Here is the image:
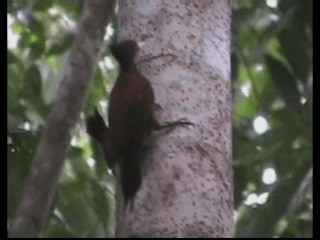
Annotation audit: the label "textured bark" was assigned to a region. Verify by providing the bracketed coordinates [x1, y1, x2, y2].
[116, 0, 233, 237]
[9, 0, 115, 237]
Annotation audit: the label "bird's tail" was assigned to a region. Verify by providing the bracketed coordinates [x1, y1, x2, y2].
[121, 145, 142, 207]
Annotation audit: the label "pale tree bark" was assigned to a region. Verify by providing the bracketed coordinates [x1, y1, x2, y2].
[115, 0, 233, 237]
[9, 0, 115, 237]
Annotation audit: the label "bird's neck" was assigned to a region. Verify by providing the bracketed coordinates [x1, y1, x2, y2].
[119, 60, 137, 73]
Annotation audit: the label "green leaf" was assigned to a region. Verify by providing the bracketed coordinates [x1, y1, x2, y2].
[33, 0, 53, 11]
[265, 55, 302, 115]
[24, 64, 42, 96]
[90, 140, 108, 178]
[88, 180, 112, 231]
[68, 147, 95, 180]
[57, 181, 94, 236]
[22, 64, 49, 119]
[16, 13, 46, 60]
[286, 167, 312, 215]
[279, 28, 310, 82]
[54, 0, 85, 21]
[47, 33, 75, 56]
[235, 97, 259, 118]
[23, 65, 43, 106]
[85, 68, 107, 113]
[8, 64, 29, 116]
[12, 22, 26, 35]
[41, 219, 75, 238]
[8, 50, 20, 65]
[8, 113, 24, 133]
[8, 133, 38, 220]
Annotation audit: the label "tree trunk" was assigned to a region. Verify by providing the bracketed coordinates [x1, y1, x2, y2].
[115, 0, 233, 237]
[9, 1, 115, 237]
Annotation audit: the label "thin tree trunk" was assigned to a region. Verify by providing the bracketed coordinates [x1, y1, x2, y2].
[9, 1, 115, 237]
[115, 0, 233, 237]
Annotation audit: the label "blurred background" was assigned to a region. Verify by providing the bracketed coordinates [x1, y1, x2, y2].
[7, 0, 312, 237]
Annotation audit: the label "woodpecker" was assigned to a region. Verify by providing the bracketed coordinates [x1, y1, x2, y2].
[87, 40, 191, 205]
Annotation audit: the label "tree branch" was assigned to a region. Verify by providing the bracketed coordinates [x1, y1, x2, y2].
[9, 0, 115, 237]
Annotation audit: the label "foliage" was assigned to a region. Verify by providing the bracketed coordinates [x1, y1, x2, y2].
[7, 0, 312, 237]
[232, 0, 312, 237]
[8, 0, 117, 237]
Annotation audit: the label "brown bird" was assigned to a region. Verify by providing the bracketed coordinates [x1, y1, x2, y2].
[108, 40, 161, 204]
[87, 40, 191, 205]
[87, 40, 161, 205]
